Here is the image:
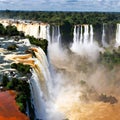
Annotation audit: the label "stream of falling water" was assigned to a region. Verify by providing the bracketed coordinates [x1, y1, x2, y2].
[70, 24, 101, 61]
[115, 24, 120, 47]
[101, 24, 108, 47]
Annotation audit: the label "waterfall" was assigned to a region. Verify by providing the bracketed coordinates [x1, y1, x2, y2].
[115, 24, 120, 47]
[83, 25, 89, 44]
[13, 23, 40, 38]
[0, 20, 62, 46]
[29, 47, 64, 120]
[29, 24, 39, 38]
[73, 25, 77, 44]
[30, 48, 49, 119]
[46, 24, 51, 43]
[70, 24, 100, 61]
[102, 24, 108, 47]
[71, 24, 94, 46]
[50, 25, 61, 45]
[80, 25, 83, 44]
[30, 69, 47, 119]
[39, 24, 48, 39]
[72, 24, 94, 45]
[48, 25, 64, 61]
[57, 26, 61, 45]
[90, 25, 94, 44]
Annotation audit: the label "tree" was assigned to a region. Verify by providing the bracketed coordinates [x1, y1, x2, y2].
[1, 75, 9, 86]
[5, 25, 19, 36]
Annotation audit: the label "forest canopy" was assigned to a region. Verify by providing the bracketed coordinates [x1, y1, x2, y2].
[0, 10, 120, 25]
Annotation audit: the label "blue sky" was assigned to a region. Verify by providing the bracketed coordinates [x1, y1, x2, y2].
[0, 0, 120, 12]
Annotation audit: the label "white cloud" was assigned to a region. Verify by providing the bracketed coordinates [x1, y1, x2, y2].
[0, 0, 120, 12]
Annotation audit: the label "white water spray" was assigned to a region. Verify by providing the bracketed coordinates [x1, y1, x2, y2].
[102, 24, 108, 47]
[71, 24, 100, 61]
[115, 24, 120, 47]
[29, 47, 65, 120]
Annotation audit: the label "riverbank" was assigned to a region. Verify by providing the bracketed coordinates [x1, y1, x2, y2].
[0, 90, 29, 120]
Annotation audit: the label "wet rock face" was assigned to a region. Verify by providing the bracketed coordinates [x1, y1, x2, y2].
[98, 94, 118, 104]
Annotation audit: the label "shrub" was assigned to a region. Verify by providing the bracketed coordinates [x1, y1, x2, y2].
[5, 77, 30, 113]
[6, 78, 19, 90]
[11, 63, 31, 74]
[1, 75, 9, 86]
[99, 49, 120, 69]
[26, 35, 48, 54]
[0, 23, 5, 35]
[5, 25, 19, 36]
[17, 102, 25, 113]
[7, 44, 17, 51]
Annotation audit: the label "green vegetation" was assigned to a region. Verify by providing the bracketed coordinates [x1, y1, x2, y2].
[80, 80, 86, 85]
[60, 20, 73, 42]
[1, 75, 30, 113]
[0, 23, 6, 35]
[25, 49, 36, 57]
[0, 11, 120, 25]
[7, 44, 17, 51]
[0, 23, 24, 36]
[1, 63, 31, 113]
[98, 93, 118, 104]
[9, 63, 31, 112]
[1, 75, 9, 86]
[26, 35, 48, 54]
[100, 48, 120, 69]
[5, 25, 19, 36]
[11, 63, 31, 74]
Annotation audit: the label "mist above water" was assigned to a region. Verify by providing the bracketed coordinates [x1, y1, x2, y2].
[70, 25, 103, 62]
[47, 24, 120, 120]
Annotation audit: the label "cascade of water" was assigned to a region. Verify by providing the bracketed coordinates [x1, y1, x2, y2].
[76, 26, 80, 43]
[73, 25, 77, 44]
[24, 24, 30, 36]
[115, 24, 120, 47]
[51, 26, 55, 43]
[80, 25, 83, 44]
[102, 24, 108, 47]
[46, 24, 51, 43]
[50, 25, 62, 47]
[29, 47, 64, 120]
[51, 26, 61, 44]
[70, 24, 100, 61]
[83, 25, 89, 44]
[30, 69, 47, 120]
[90, 25, 94, 44]
[29, 24, 39, 38]
[57, 26, 61, 45]
[29, 47, 59, 119]
[72, 24, 94, 45]
[39, 24, 48, 39]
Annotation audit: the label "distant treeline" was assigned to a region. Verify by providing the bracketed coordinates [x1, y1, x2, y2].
[0, 10, 120, 25]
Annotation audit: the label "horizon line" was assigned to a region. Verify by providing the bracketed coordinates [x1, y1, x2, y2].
[0, 10, 120, 13]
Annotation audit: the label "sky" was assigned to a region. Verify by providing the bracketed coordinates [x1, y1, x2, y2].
[0, 0, 120, 12]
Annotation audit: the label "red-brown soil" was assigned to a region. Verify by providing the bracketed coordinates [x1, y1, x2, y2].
[0, 90, 29, 120]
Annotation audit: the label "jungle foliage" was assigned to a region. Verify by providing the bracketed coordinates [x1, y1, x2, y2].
[0, 10, 120, 25]
[100, 48, 120, 69]
[0, 23, 22, 36]
[11, 63, 31, 74]
[26, 35, 48, 54]
[1, 75, 30, 113]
